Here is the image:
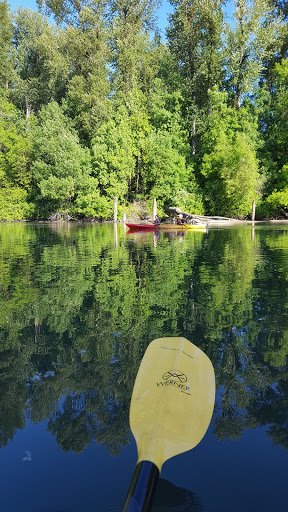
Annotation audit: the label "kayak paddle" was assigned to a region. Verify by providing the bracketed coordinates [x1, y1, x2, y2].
[122, 336, 215, 512]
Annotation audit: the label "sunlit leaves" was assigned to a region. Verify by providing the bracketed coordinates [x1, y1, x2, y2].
[31, 101, 96, 215]
[201, 89, 260, 217]
[0, 0, 13, 91]
[225, 0, 284, 108]
[11, 8, 68, 115]
[0, 97, 33, 219]
[146, 130, 204, 213]
[92, 105, 136, 202]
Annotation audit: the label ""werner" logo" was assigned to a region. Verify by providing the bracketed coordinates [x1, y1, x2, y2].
[157, 369, 191, 394]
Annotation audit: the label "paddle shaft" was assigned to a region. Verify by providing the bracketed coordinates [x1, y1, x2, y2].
[122, 461, 159, 512]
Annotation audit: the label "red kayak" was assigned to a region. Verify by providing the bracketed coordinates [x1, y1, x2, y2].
[125, 223, 159, 232]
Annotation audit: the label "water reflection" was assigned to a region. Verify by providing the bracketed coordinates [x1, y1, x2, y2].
[0, 222, 288, 459]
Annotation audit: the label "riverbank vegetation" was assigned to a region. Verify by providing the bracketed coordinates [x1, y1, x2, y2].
[1, 0, 288, 220]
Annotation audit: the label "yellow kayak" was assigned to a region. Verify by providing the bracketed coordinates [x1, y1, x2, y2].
[160, 223, 207, 230]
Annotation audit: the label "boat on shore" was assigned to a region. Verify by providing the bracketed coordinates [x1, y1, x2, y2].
[125, 222, 207, 232]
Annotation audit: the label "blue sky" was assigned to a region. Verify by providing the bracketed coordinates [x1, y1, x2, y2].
[8, 0, 174, 36]
[7, 0, 235, 37]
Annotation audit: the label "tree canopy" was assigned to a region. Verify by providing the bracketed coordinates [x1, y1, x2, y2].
[0, 0, 288, 219]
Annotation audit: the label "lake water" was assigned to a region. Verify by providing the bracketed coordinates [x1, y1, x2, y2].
[0, 221, 288, 512]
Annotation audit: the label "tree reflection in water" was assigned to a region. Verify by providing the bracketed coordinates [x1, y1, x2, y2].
[0, 222, 288, 459]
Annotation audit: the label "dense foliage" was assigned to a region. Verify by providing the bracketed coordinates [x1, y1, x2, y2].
[1, 0, 288, 219]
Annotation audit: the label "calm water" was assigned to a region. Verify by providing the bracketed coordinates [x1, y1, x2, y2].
[0, 221, 288, 512]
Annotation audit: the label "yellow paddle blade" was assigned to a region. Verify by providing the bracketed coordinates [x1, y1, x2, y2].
[130, 337, 215, 471]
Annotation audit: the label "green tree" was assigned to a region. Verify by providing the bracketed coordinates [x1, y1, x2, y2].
[11, 8, 68, 117]
[145, 69, 204, 212]
[200, 89, 260, 217]
[167, 0, 224, 153]
[38, 0, 112, 143]
[65, 22, 110, 143]
[108, 0, 162, 199]
[31, 101, 103, 217]
[0, 1, 13, 92]
[257, 58, 288, 216]
[91, 105, 136, 205]
[146, 130, 203, 213]
[0, 97, 33, 219]
[224, 0, 283, 109]
[110, 0, 160, 96]
[0, 97, 31, 188]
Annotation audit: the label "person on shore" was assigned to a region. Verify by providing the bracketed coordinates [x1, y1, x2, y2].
[154, 215, 161, 225]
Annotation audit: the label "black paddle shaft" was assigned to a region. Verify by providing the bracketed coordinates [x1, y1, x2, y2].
[122, 461, 160, 512]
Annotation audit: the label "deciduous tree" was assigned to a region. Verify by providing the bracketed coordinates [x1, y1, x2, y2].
[0, 0, 13, 92]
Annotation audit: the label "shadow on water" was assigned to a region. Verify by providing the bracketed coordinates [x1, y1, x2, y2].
[152, 478, 203, 511]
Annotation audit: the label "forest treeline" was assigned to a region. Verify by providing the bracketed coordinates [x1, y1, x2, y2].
[1, 0, 288, 220]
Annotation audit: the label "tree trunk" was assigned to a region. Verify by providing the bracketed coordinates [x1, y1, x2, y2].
[25, 94, 31, 119]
